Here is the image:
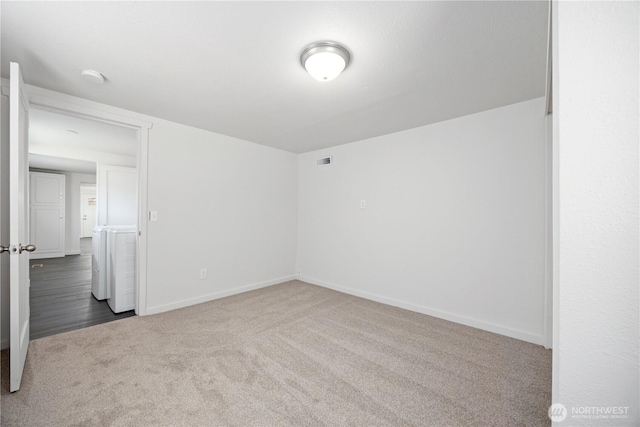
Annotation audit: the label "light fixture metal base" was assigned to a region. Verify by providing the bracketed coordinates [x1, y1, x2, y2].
[300, 41, 351, 81]
[300, 41, 351, 72]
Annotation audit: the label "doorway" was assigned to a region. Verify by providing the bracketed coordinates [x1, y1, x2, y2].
[27, 107, 142, 339]
[80, 185, 96, 238]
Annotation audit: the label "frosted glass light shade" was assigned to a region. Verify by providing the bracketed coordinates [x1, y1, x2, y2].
[300, 42, 351, 82]
[304, 52, 346, 81]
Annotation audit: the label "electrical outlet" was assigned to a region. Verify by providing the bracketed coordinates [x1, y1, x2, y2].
[200, 268, 208, 280]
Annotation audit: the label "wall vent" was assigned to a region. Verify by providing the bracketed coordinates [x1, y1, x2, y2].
[316, 156, 332, 166]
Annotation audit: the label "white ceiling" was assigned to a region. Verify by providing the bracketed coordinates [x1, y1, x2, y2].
[28, 108, 138, 174]
[29, 153, 98, 175]
[2, 1, 549, 154]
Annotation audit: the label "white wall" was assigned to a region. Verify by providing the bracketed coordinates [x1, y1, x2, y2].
[552, 1, 639, 425]
[0, 84, 299, 346]
[297, 97, 547, 345]
[143, 118, 298, 314]
[96, 164, 136, 226]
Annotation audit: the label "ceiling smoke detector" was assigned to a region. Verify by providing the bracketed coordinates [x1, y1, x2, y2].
[81, 69, 105, 84]
[300, 41, 351, 82]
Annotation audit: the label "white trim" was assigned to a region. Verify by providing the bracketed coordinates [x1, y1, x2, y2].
[29, 97, 151, 131]
[544, 0, 553, 115]
[145, 276, 296, 315]
[16, 82, 153, 317]
[136, 127, 150, 316]
[1, 78, 152, 130]
[301, 276, 545, 346]
[551, 0, 560, 411]
[543, 114, 553, 349]
[65, 250, 81, 256]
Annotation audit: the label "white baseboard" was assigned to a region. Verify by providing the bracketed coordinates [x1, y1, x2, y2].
[145, 275, 297, 316]
[300, 276, 544, 346]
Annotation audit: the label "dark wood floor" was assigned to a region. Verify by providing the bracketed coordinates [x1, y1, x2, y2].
[29, 238, 135, 340]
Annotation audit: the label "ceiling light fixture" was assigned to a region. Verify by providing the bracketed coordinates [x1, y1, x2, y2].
[81, 69, 105, 84]
[300, 41, 351, 82]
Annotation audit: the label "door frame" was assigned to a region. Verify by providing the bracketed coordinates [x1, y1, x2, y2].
[80, 185, 96, 238]
[16, 86, 153, 316]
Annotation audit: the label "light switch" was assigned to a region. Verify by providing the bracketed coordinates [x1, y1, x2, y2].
[150, 211, 158, 222]
[360, 200, 366, 209]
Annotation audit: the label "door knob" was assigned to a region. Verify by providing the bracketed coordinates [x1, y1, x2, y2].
[19, 244, 36, 253]
[0, 245, 8, 254]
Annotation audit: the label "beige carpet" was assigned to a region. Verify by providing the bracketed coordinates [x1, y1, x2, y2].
[1, 280, 551, 426]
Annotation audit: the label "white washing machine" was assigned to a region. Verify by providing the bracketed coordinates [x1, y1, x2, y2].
[106, 228, 137, 313]
[91, 225, 135, 300]
[91, 226, 110, 300]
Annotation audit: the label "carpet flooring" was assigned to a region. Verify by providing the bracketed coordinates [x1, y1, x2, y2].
[1, 280, 551, 426]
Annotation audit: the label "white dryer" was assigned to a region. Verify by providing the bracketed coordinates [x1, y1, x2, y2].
[91, 225, 135, 300]
[91, 226, 110, 300]
[106, 228, 137, 313]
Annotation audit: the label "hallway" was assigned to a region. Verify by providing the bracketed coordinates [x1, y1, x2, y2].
[29, 238, 135, 340]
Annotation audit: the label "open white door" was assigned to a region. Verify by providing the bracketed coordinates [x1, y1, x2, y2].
[9, 62, 34, 392]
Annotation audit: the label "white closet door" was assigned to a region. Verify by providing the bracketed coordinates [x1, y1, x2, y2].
[29, 172, 65, 259]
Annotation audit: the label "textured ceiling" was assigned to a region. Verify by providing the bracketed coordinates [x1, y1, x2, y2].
[2, 1, 549, 154]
